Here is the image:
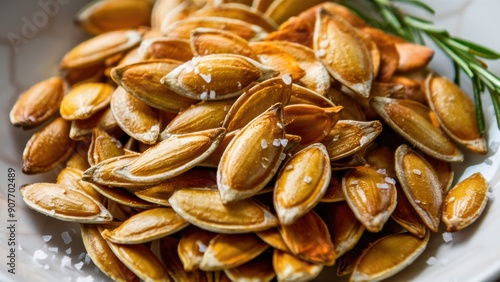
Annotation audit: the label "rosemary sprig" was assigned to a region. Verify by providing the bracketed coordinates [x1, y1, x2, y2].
[343, 0, 500, 132]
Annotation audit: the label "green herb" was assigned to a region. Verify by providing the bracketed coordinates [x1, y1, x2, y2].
[342, 0, 500, 132]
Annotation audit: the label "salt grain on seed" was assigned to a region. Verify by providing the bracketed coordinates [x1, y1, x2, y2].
[280, 138, 288, 147]
[42, 235, 52, 242]
[426, 256, 439, 266]
[48, 209, 56, 216]
[273, 139, 281, 147]
[200, 91, 208, 100]
[286, 164, 293, 170]
[281, 74, 292, 85]
[412, 169, 422, 176]
[61, 231, 72, 244]
[316, 49, 326, 58]
[376, 183, 390, 189]
[200, 73, 211, 83]
[261, 139, 268, 149]
[74, 261, 84, 271]
[319, 39, 329, 49]
[304, 176, 312, 184]
[385, 177, 396, 184]
[277, 122, 283, 129]
[351, 180, 359, 185]
[209, 90, 216, 99]
[377, 168, 386, 175]
[332, 135, 340, 142]
[33, 250, 48, 260]
[196, 240, 207, 253]
[442, 232, 453, 243]
[415, 199, 421, 204]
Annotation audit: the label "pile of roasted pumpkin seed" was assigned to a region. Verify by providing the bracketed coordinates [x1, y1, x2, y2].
[10, 0, 492, 281]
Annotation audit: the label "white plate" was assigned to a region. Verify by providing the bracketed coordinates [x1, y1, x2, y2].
[0, 1, 499, 281]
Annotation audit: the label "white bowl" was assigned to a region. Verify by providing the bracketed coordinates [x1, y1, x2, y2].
[1, 1, 499, 281]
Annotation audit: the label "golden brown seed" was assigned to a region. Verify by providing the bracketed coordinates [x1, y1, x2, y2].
[425, 74, 487, 154]
[20, 183, 113, 223]
[60, 82, 114, 121]
[272, 249, 323, 282]
[320, 172, 345, 202]
[284, 104, 344, 145]
[327, 87, 365, 121]
[325, 201, 365, 257]
[161, 99, 235, 138]
[321, 120, 383, 161]
[75, 0, 153, 35]
[168, 189, 279, 233]
[110, 86, 161, 145]
[178, 227, 217, 271]
[199, 233, 269, 271]
[395, 41, 434, 72]
[106, 241, 171, 282]
[392, 186, 428, 238]
[223, 77, 292, 132]
[9, 76, 65, 129]
[442, 172, 489, 232]
[84, 128, 226, 186]
[280, 210, 336, 265]
[81, 224, 139, 282]
[217, 104, 285, 202]
[161, 16, 268, 41]
[161, 54, 279, 100]
[111, 59, 196, 112]
[22, 117, 75, 174]
[56, 167, 104, 203]
[288, 84, 335, 108]
[139, 37, 194, 61]
[395, 144, 443, 232]
[190, 27, 259, 60]
[223, 252, 275, 282]
[256, 228, 291, 252]
[351, 232, 429, 282]
[159, 237, 211, 282]
[250, 41, 307, 81]
[192, 3, 278, 32]
[265, 0, 326, 24]
[88, 127, 124, 166]
[90, 182, 158, 209]
[342, 166, 397, 232]
[371, 96, 464, 162]
[360, 27, 399, 82]
[60, 29, 143, 69]
[101, 208, 189, 244]
[69, 107, 119, 141]
[313, 8, 373, 98]
[274, 143, 331, 225]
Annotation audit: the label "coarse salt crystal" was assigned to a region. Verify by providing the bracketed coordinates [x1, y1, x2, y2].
[42, 235, 52, 242]
[377, 168, 386, 175]
[61, 231, 72, 244]
[412, 169, 421, 175]
[484, 158, 493, 165]
[316, 49, 326, 58]
[48, 209, 56, 216]
[332, 135, 340, 142]
[385, 177, 396, 184]
[200, 91, 208, 100]
[448, 196, 456, 203]
[196, 240, 207, 253]
[76, 275, 94, 282]
[376, 183, 390, 189]
[48, 247, 58, 253]
[84, 254, 91, 265]
[200, 73, 212, 83]
[43, 264, 50, 270]
[277, 122, 283, 129]
[280, 153, 287, 160]
[442, 232, 453, 243]
[281, 74, 292, 85]
[273, 139, 281, 147]
[74, 261, 84, 270]
[487, 191, 494, 200]
[65, 247, 72, 255]
[304, 176, 312, 183]
[209, 90, 216, 99]
[280, 139, 288, 147]
[261, 139, 268, 149]
[319, 39, 329, 49]
[351, 180, 359, 185]
[33, 250, 48, 260]
[490, 141, 500, 153]
[77, 252, 86, 261]
[61, 256, 72, 269]
[426, 256, 439, 266]
[415, 199, 421, 204]
[286, 164, 294, 170]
